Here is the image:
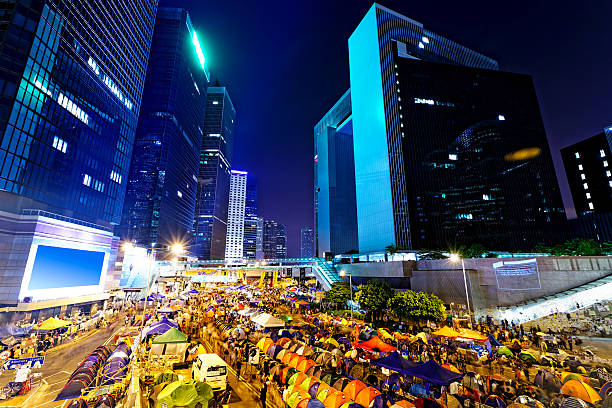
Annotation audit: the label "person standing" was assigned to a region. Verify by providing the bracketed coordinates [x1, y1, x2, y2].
[236, 358, 242, 380]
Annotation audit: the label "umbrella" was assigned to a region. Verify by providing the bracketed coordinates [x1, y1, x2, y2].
[560, 397, 589, 408]
[485, 395, 507, 408]
[343, 380, 367, 400]
[560, 380, 601, 404]
[534, 369, 562, 392]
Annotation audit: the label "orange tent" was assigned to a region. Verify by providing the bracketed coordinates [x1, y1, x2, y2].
[283, 352, 297, 365]
[356, 386, 382, 407]
[344, 379, 368, 400]
[442, 363, 461, 373]
[278, 337, 292, 347]
[432, 326, 460, 338]
[297, 358, 316, 373]
[323, 392, 350, 408]
[289, 355, 306, 369]
[560, 380, 601, 404]
[457, 329, 488, 342]
[316, 384, 334, 401]
[263, 341, 275, 353]
[352, 336, 397, 353]
[297, 398, 312, 408]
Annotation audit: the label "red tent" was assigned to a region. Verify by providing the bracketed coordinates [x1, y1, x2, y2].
[352, 335, 397, 353]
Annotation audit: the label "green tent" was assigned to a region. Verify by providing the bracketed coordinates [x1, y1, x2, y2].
[156, 379, 213, 408]
[497, 346, 513, 357]
[152, 327, 188, 344]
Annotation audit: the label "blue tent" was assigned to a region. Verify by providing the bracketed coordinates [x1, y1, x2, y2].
[402, 359, 464, 386]
[371, 351, 418, 375]
[146, 317, 178, 336]
[488, 335, 503, 347]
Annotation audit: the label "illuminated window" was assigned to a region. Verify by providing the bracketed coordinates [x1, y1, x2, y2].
[213, 101, 219, 105]
[422, 36, 429, 44]
[589, 202, 594, 210]
[449, 154, 457, 161]
[586, 193, 591, 199]
[418, 42, 424, 49]
[607, 171, 611, 177]
[580, 174, 586, 180]
[583, 183, 588, 189]
[177, 191, 182, 198]
[578, 164, 583, 170]
[83, 174, 91, 186]
[52, 136, 67, 153]
[605, 161, 609, 167]
[498, 115, 505, 121]
[609, 181, 612, 187]
[601, 149, 606, 157]
[575, 152, 580, 158]
[483, 194, 490, 200]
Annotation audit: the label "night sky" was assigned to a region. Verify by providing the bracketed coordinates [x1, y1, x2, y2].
[163, 0, 611, 256]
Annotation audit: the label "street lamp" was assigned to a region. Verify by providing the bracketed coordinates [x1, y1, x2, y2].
[171, 243, 184, 255]
[450, 253, 472, 328]
[340, 270, 353, 320]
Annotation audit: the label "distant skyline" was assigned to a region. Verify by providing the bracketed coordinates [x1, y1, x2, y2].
[163, 0, 611, 256]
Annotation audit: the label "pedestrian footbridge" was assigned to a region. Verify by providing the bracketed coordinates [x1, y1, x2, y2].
[178, 257, 342, 291]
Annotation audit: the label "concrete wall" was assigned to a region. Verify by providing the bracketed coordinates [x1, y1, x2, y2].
[341, 257, 612, 311]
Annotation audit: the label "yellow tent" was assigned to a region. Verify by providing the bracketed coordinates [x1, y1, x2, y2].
[432, 326, 460, 338]
[560, 379, 601, 404]
[378, 329, 394, 340]
[37, 317, 70, 330]
[410, 332, 428, 344]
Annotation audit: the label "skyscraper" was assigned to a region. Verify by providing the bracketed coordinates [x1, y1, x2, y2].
[346, 4, 566, 252]
[256, 216, 264, 259]
[225, 170, 247, 261]
[314, 90, 358, 257]
[193, 87, 235, 259]
[120, 7, 209, 252]
[243, 175, 258, 260]
[263, 220, 286, 259]
[300, 227, 314, 258]
[0, 0, 157, 305]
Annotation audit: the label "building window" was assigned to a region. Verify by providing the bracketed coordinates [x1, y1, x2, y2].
[607, 171, 611, 177]
[586, 193, 591, 199]
[578, 164, 583, 170]
[498, 115, 505, 121]
[580, 174, 586, 180]
[588, 202, 594, 210]
[575, 152, 580, 159]
[605, 161, 609, 168]
[177, 191, 182, 198]
[601, 149, 606, 157]
[449, 154, 458, 161]
[83, 174, 91, 186]
[583, 183, 588, 190]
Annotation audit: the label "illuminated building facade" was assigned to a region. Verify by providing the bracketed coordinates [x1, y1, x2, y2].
[314, 89, 358, 257]
[120, 7, 209, 251]
[243, 175, 258, 260]
[193, 87, 235, 259]
[0, 0, 157, 305]
[300, 227, 314, 258]
[347, 4, 565, 251]
[225, 170, 247, 261]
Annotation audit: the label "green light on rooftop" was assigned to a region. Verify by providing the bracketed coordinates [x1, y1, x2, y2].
[192, 32, 206, 70]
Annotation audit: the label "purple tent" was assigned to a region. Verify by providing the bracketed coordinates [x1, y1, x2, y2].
[371, 351, 418, 376]
[145, 318, 178, 336]
[402, 359, 464, 386]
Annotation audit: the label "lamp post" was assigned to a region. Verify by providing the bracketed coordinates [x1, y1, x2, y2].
[450, 253, 472, 328]
[171, 244, 184, 291]
[340, 270, 353, 320]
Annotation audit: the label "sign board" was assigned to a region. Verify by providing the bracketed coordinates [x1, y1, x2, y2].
[493, 258, 541, 290]
[3, 356, 45, 370]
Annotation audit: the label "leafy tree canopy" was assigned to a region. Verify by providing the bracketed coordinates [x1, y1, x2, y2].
[387, 290, 445, 322]
[323, 282, 351, 309]
[535, 238, 603, 256]
[354, 280, 393, 316]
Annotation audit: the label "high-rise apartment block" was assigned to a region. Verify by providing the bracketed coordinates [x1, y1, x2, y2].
[225, 170, 247, 261]
[300, 227, 314, 258]
[263, 220, 286, 259]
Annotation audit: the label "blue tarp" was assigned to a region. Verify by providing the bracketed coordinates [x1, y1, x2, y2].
[402, 359, 464, 386]
[146, 317, 178, 336]
[371, 351, 418, 375]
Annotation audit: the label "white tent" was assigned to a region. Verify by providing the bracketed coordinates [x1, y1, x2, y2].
[251, 313, 285, 328]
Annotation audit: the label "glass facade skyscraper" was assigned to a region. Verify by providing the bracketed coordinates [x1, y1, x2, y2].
[346, 4, 565, 252]
[243, 175, 258, 260]
[225, 170, 247, 261]
[263, 220, 286, 259]
[0, 0, 157, 305]
[300, 227, 314, 258]
[314, 89, 358, 256]
[193, 87, 235, 259]
[0, 0, 157, 225]
[120, 7, 209, 251]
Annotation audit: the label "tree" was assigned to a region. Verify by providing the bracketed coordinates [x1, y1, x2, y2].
[458, 243, 487, 258]
[354, 280, 393, 322]
[535, 239, 602, 256]
[388, 291, 445, 322]
[323, 282, 351, 309]
[418, 250, 448, 260]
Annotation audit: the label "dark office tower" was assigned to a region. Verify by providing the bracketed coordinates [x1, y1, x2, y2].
[120, 8, 209, 252]
[561, 129, 612, 216]
[300, 228, 314, 258]
[562, 127, 612, 242]
[243, 176, 258, 260]
[193, 87, 235, 259]
[348, 4, 566, 251]
[314, 90, 358, 257]
[0, 1, 157, 306]
[263, 220, 286, 259]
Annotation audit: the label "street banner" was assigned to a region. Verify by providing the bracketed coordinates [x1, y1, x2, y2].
[3, 356, 44, 370]
[493, 258, 541, 290]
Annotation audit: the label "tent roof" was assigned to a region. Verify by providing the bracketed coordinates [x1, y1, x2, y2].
[371, 351, 418, 374]
[432, 327, 460, 338]
[401, 359, 464, 386]
[252, 313, 286, 328]
[152, 327, 188, 344]
[37, 317, 71, 330]
[353, 336, 397, 353]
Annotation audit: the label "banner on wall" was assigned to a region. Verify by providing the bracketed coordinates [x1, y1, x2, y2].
[493, 258, 541, 290]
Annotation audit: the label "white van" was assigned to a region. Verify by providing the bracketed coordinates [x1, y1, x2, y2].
[192, 353, 228, 391]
